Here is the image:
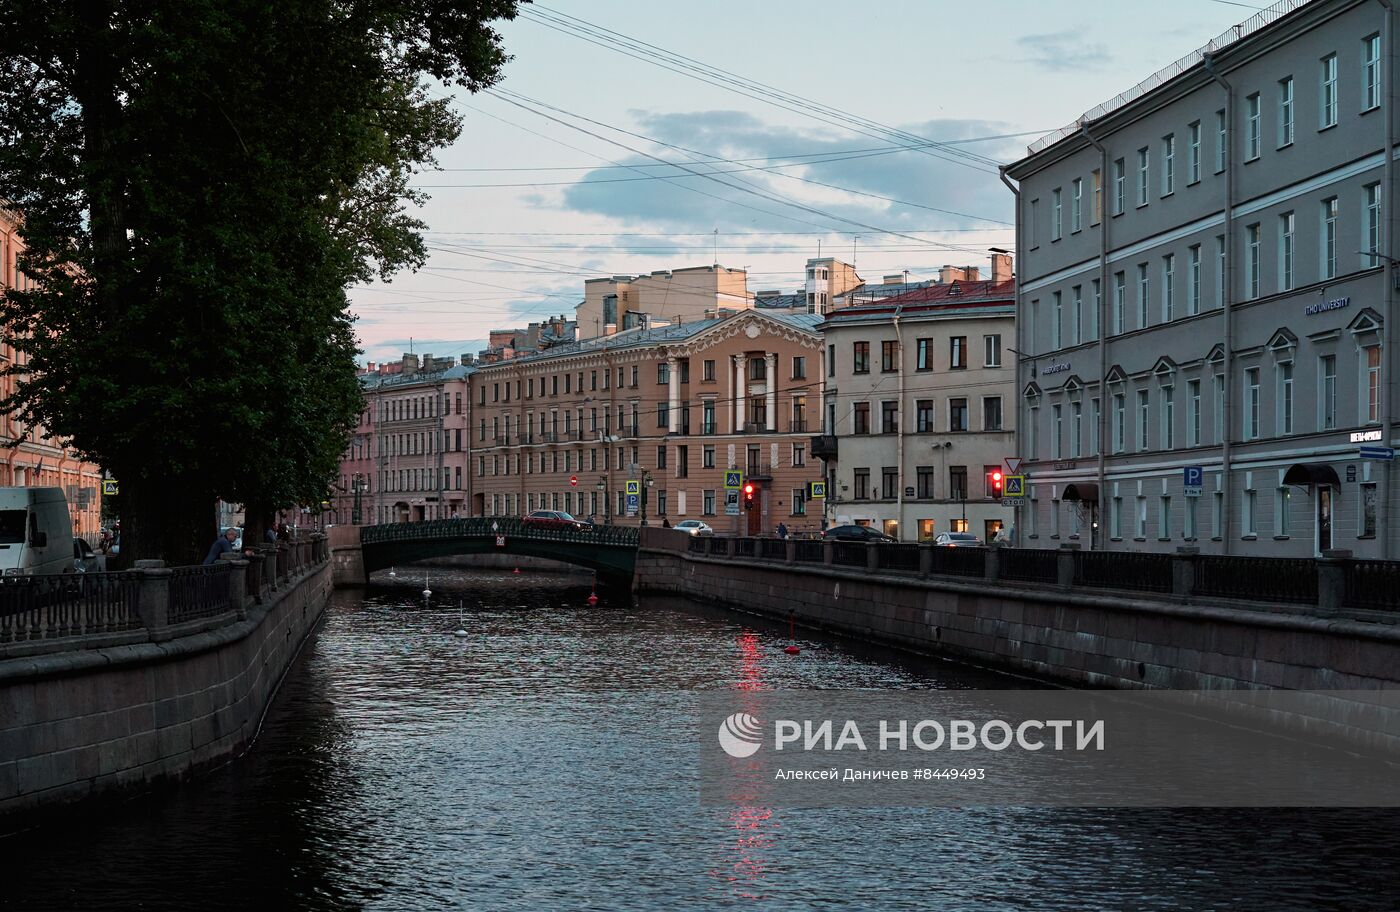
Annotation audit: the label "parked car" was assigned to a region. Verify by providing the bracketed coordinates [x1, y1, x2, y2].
[73, 537, 104, 573]
[0, 487, 75, 575]
[673, 520, 713, 536]
[934, 532, 984, 548]
[822, 524, 898, 544]
[522, 510, 588, 531]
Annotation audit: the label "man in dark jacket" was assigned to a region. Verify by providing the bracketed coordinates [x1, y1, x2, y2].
[203, 528, 238, 565]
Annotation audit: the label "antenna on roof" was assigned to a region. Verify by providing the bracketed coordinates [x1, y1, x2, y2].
[713, 228, 718, 267]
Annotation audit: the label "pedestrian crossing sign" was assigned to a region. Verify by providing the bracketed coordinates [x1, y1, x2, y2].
[724, 470, 743, 490]
[1003, 475, 1025, 497]
[102, 479, 119, 496]
[625, 479, 641, 495]
[807, 481, 827, 499]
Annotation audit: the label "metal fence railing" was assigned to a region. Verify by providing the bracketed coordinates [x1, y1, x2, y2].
[928, 546, 986, 578]
[1343, 560, 1400, 612]
[998, 548, 1060, 585]
[1195, 555, 1318, 605]
[0, 572, 144, 644]
[168, 564, 236, 624]
[1074, 550, 1174, 594]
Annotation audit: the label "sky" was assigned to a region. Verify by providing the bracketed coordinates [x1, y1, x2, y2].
[349, 0, 1270, 365]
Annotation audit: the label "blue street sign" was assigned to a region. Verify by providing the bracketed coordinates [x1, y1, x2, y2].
[625, 493, 640, 515]
[1360, 446, 1395, 461]
[1183, 466, 1204, 487]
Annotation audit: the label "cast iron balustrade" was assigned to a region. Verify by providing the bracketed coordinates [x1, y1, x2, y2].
[878, 543, 921, 573]
[360, 516, 640, 549]
[793, 540, 824, 562]
[733, 538, 757, 558]
[0, 572, 143, 644]
[1343, 560, 1400, 611]
[929, 546, 986, 578]
[759, 539, 788, 561]
[687, 536, 706, 554]
[1194, 555, 1318, 605]
[998, 548, 1060, 584]
[832, 542, 867, 567]
[1074, 550, 1173, 593]
[168, 564, 236, 624]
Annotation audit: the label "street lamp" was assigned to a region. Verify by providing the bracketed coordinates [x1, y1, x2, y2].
[640, 469, 654, 526]
[597, 478, 610, 525]
[351, 473, 366, 525]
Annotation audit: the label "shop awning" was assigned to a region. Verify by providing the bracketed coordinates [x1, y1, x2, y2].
[1282, 463, 1342, 488]
[1062, 483, 1100, 503]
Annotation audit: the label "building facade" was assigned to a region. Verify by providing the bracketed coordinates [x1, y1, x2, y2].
[470, 310, 826, 534]
[0, 211, 103, 538]
[576, 265, 752, 340]
[1007, 0, 1400, 558]
[818, 279, 1017, 541]
[335, 353, 475, 526]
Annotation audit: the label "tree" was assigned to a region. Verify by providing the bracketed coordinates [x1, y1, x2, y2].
[0, 0, 523, 563]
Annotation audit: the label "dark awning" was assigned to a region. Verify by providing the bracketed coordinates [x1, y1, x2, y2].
[1062, 483, 1099, 503]
[1282, 463, 1342, 487]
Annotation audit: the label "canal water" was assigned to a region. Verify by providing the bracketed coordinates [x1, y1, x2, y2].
[6, 568, 1400, 911]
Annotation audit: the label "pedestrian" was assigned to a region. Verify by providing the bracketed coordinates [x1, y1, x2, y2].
[776, 521, 789, 539]
[264, 524, 278, 544]
[203, 527, 238, 565]
[662, 516, 671, 529]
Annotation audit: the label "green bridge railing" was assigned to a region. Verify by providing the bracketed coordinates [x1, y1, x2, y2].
[360, 517, 641, 549]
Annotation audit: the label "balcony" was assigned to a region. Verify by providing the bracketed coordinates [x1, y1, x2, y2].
[789, 419, 809, 433]
[810, 435, 837, 460]
[745, 461, 774, 480]
[742, 422, 774, 434]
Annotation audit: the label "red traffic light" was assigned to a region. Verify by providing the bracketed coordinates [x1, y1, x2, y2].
[992, 471, 1003, 483]
[743, 483, 755, 496]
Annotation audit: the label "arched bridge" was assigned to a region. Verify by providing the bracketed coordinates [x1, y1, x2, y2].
[359, 518, 641, 580]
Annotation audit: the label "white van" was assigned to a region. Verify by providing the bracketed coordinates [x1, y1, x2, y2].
[0, 487, 76, 575]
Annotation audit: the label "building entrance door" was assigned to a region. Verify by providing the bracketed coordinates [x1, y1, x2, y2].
[1316, 485, 1333, 554]
[747, 488, 763, 536]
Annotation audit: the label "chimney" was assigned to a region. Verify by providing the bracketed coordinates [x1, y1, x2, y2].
[401, 353, 419, 376]
[883, 274, 906, 285]
[422, 352, 435, 371]
[991, 252, 1013, 283]
[367, 360, 376, 372]
[461, 354, 474, 366]
[939, 265, 980, 284]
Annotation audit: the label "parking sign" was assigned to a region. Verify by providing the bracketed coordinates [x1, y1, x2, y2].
[1183, 465, 1204, 497]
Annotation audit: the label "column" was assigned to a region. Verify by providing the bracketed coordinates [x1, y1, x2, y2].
[733, 354, 747, 432]
[764, 352, 777, 432]
[667, 356, 680, 433]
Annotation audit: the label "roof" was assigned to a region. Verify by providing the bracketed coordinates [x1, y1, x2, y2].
[361, 363, 474, 391]
[754, 292, 806, 309]
[822, 280, 1015, 327]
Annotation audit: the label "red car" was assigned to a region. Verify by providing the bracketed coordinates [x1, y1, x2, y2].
[522, 510, 588, 531]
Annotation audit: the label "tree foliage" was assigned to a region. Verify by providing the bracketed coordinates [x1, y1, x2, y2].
[0, 0, 522, 562]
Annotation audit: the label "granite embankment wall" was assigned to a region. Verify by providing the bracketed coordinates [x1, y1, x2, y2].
[0, 549, 331, 821]
[634, 533, 1400, 694]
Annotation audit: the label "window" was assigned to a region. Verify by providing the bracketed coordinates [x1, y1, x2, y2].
[1136, 495, 1148, 539]
[1071, 178, 1083, 232]
[1215, 109, 1227, 173]
[1071, 286, 1083, 345]
[917, 466, 935, 499]
[983, 396, 1002, 431]
[1213, 373, 1225, 443]
[1279, 211, 1295, 291]
[916, 338, 932, 371]
[1245, 223, 1260, 299]
[1161, 386, 1175, 449]
[1091, 168, 1102, 224]
[1159, 496, 1171, 540]
[792, 444, 805, 467]
[949, 466, 968, 501]
[748, 356, 766, 382]
[1112, 393, 1125, 453]
[1245, 92, 1261, 160]
[1161, 134, 1175, 194]
[1136, 147, 1149, 206]
[656, 402, 668, 428]
[1321, 53, 1338, 128]
[881, 400, 898, 434]
[1188, 379, 1202, 446]
[950, 336, 967, 369]
[792, 356, 806, 379]
[1244, 489, 1258, 538]
[1244, 367, 1261, 440]
[852, 341, 870, 374]
[703, 490, 716, 516]
[881, 467, 898, 500]
[1029, 198, 1039, 247]
[1052, 187, 1062, 240]
[1364, 34, 1381, 111]
[1136, 264, 1149, 329]
[1278, 361, 1294, 434]
[853, 469, 870, 500]
[1070, 402, 1082, 458]
[703, 359, 716, 381]
[1161, 255, 1174, 322]
[1137, 389, 1150, 451]
[1091, 279, 1101, 341]
[791, 488, 806, 516]
[1188, 121, 1201, 183]
[1052, 291, 1063, 349]
[1361, 482, 1379, 537]
[853, 402, 870, 434]
[949, 398, 968, 432]
[1111, 495, 1123, 539]
[917, 400, 934, 433]
[1365, 182, 1382, 265]
[1279, 76, 1294, 146]
[1052, 404, 1063, 459]
[984, 334, 1001, 367]
[1321, 197, 1338, 279]
[701, 401, 716, 434]
[1112, 158, 1125, 215]
[1089, 397, 1101, 455]
[657, 445, 668, 469]
[1111, 271, 1127, 335]
[703, 445, 715, 468]
[881, 340, 898, 372]
[1188, 245, 1201, 315]
[1366, 344, 1382, 423]
[1320, 354, 1337, 430]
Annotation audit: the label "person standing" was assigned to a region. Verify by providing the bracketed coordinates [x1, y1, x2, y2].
[776, 521, 789, 539]
[203, 528, 238, 565]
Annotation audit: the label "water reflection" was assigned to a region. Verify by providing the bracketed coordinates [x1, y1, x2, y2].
[3, 567, 1400, 911]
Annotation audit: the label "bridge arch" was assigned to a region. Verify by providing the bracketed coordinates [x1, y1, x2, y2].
[359, 518, 639, 581]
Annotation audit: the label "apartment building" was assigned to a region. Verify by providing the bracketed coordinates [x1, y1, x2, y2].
[337, 353, 475, 525]
[1005, 0, 1396, 557]
[817, 277, 1017, 541]
[471, 309, 825, 534]
[576, 265, 752, 340]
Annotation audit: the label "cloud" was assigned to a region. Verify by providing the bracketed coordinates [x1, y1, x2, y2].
[1016, 31, 1112, 72]
[553, 109, 1018, 239]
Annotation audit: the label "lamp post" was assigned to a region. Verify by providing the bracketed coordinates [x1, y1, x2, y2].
[351, 473, 365, 525]
[640, 469, 654, 526]
[597, 478, 610, 525]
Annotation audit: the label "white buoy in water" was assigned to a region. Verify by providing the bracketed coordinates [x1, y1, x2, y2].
[454, 599, 468, 637]
[422, 572, 432, 600]
[388, 566, 397, 578]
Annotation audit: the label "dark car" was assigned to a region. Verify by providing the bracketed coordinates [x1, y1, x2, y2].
[73, 537, 104, 572]
[522, 510, 588, 531]
[821, 524, 898, 544]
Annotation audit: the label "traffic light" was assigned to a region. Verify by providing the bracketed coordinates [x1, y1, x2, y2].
[989, 470, 1003, 498]
[743, 483, 755, 510]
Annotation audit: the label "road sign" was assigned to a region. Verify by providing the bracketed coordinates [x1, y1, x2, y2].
[808, 481, 827, 499]
[625, 479, 641, 495]
[102, 479, 119, 496]
[1003, 474, 1025, 497]
[1001, 497, 1026, 507]
[1183, 465, 1204, 497]
[626, 493, 640, 516]
[1005, 457, 1023, 474]
[569, 475, 578, 487]
[725, 490, 740, 515]
[1360, 446, 1395, 461]
[495, 535, 506, 548]
[724, 470, 743, 490]
[1347, 465, 1358, 483]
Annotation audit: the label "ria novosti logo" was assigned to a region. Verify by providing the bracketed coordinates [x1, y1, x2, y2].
[717, 712, 763, 758]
